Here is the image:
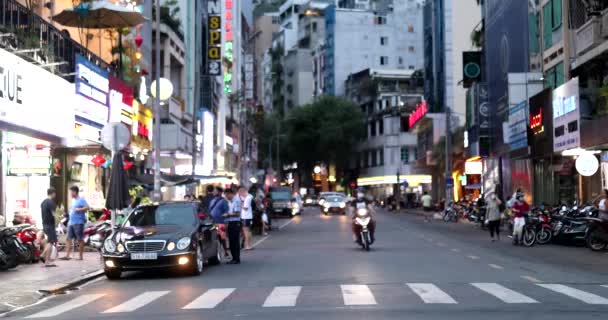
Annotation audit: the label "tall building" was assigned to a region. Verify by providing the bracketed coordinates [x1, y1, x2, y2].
[324, 0, 424, 96]
[253, 12, 280, 106]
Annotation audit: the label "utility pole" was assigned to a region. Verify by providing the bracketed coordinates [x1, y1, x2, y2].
[153, 0, 162, 202]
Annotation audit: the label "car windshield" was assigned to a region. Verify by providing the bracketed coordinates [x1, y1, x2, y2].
[327, 196, 344, 203]
[271, 192, 291, 200]
[124, 204, 196, 227]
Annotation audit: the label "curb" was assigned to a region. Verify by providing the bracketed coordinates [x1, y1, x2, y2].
[38, 269, 105, 295]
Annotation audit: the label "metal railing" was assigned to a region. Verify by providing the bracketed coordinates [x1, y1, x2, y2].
[0, 0, 111, 81]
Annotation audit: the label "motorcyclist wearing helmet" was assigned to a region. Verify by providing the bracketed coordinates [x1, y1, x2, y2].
[350, 189, 376, 245]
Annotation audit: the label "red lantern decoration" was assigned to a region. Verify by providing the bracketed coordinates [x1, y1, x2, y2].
[134, 34, 143, 48]
[91, 154, 106, 167]
[123, 161, 133, 171]
[140, 68, 149, 76]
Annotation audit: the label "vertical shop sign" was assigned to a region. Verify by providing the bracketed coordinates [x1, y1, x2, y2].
[223, 0, 233, 94]
[508, 101, 528, 151]
[208, 0, 222, 75]
[245, 54, 254, 100]
[75, 54, 109, 143]
[108, 76, 134, 127]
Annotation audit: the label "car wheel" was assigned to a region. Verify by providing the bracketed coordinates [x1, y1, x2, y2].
[105, 269, 121, 280]
[208, 240, 222, 265]
[191, 244, 204, 276]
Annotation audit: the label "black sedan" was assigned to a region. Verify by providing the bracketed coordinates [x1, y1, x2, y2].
[101, 202, 221, 279]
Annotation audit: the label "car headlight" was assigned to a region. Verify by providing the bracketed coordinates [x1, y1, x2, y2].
[319, 199, 325, 205]
[167, 241, 175, 251]
[177, 237, 191, 250]
[117, 243, 125, 253]
[324, 202, 330, 208]
[306, 199, 312, 204]
[339, 202, 346, 208]
[104, 239, 116, 253]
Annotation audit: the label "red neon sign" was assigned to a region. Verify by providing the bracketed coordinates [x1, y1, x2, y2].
[530, 108, 544, 134]
[408, 101, 428, 128]
[137, 122, 149, 139]
[225, 0, 233, 42]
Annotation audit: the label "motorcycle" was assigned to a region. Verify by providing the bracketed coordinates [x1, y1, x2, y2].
[586, 216, 608, 251]
[16, 225, 40, 263]
[354, 207, 373, 251]
[442, 201, 459, 223]
[530, 207, 553, 245]
[83, 222, 112, 250]
[551, 205, 589, 245]
[0, 227, 30, 269]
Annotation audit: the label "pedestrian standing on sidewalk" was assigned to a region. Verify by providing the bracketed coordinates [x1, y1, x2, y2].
[61, 186, 89, 261]
[238, 186, 254, 250]
[199, 185, 215, 214]
[594, 189, 608, 220]
[485, 191, 503, 242]
[224, 188, 242, 264]
[209, 186, 230, 258]
[421, 191, 433, 222]
[40, 187, 57, 267]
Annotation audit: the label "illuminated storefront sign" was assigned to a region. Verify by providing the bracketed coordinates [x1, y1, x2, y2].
[130, 101, 152, 150]
[530, 108, 544, 135]
[0, 48, 74, 139]
[75, 54, 110, 143]
[408, 101, 428, 128]
[552, 77, 580, 152]
[223, 0, 233, 94]
[207, 0, 222, 75]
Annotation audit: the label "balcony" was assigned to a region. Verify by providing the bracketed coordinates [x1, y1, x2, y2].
[576, 16, 602, 56]
[160, 122, 193, 154]
[0, 0, 110, 81]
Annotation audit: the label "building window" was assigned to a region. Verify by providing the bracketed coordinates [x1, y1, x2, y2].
[380, 36, 388, 46]
[399, 57, 404, 65]
[375, 16, 387, 25]
[378, 119, 384, 135]
[370, 121, 376, 137]
[371, 150, 377, 167]
[543, 0, 562, 49]
[409, 65, 415, 70]
[408, 25, 414, 33]
[408, 46, 415, 53]
[312, 22, 317, 32]
[380, 56, 389, 65]
[400, 147, 409, 163]
[544, 62, 564, 89]
[378, 148, 384, 166]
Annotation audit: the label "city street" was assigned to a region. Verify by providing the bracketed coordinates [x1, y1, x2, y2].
[6, 207, 608, 320]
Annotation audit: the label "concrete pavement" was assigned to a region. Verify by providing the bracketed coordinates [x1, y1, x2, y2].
[5, 207, 608, 320]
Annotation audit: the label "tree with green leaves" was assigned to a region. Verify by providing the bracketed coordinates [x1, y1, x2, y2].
[282, 96, 366, 186]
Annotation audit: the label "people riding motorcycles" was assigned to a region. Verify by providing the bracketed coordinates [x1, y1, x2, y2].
[350, 189, 376, 246]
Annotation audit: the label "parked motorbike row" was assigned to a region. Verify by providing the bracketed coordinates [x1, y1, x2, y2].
[0, 213, 113, 271]
[443, 201, 608, 251]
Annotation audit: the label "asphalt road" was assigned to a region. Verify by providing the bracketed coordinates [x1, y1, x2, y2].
[6, 207, 608, 320]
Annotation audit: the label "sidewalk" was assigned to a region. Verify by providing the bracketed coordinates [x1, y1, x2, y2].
[0, 252, 103, 315]
[398, 208, 476, 225]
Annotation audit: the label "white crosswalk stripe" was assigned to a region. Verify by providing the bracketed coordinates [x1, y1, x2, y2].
[538, 284, 608, 305]
[263, 286, 302, 307]
[471, 283, 538, 304]
[341, 284, 377, 305]
[182, 288, 236, 309]
[27, 294, 106, 318]
[407, 283, 457, 304]
[103, 291, 170, 313]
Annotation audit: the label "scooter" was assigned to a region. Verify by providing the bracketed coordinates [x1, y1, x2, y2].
[551, 206, 589, 246]
[354, 207, 373, 251]
[585, 217, 608, 251]
[0, 228, 20, 270]
[16, 225, 40, 263]
[83, 222, 112, 250]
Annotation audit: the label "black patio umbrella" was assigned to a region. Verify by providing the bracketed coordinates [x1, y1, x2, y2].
[105, 152, 130, 211]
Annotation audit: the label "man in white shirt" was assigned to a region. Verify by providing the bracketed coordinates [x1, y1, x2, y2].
[238, 186, 254, 250]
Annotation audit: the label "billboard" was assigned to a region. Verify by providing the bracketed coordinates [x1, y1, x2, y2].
[207, 0, 222, 75]
[552, 77, 580, 152]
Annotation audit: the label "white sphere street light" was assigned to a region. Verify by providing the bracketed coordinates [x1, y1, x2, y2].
[314, 166, 321, 174]
[150, 77, 174, 101]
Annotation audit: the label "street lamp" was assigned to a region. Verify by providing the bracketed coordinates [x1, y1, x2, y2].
[314, 166, 321, 174]
[150, 78, 174, 101]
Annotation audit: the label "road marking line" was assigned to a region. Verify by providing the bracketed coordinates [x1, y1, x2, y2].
[467, 255, 480, 260]
[537, 284, 608, 304]
[182, 288, 236, 309]
[407, 283, 457, 304]
[252, 235, 270, 248]
[471, 283, 538, 303]
[602, 285, 608, 289]
[340, 285, 377, 305]
[451, 248, 460, 252]
[521, 276, 541, 283]
[103, 291, 170, 313]
[27, 294, 106, 318]
[279, 218, 295, 230]
[488, 264, 504, 269]
[263, 286, 302, 307]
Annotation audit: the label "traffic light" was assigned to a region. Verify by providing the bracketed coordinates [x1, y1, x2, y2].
[462, 51, 482, 88]
[349, 181, 357, 189]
